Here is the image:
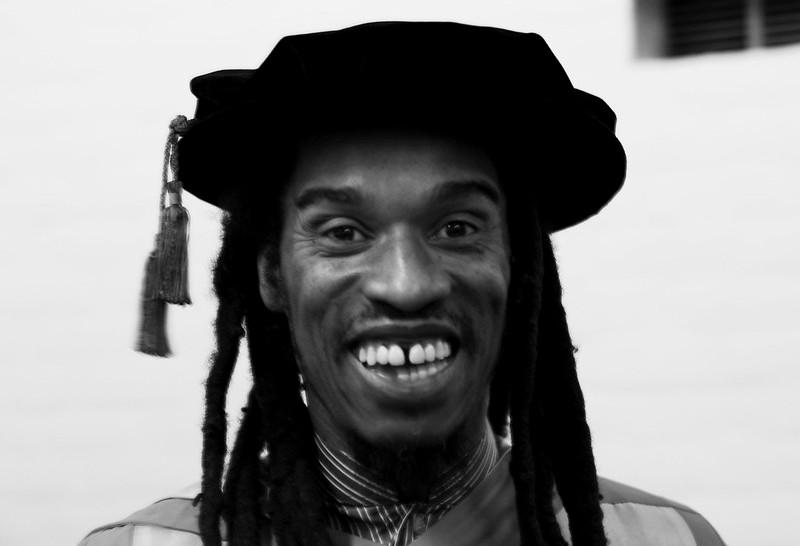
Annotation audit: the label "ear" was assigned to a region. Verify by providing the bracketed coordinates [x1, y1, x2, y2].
[257, 251, 285, 312]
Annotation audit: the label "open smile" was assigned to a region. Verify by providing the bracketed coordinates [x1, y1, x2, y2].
[346, 332, 461, 396]
[353, 339, 455, 379]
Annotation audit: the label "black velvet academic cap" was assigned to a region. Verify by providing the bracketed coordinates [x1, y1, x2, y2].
[177, 21, 626, 232]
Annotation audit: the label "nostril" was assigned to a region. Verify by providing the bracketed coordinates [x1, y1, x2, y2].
[363, 269, 451, 312]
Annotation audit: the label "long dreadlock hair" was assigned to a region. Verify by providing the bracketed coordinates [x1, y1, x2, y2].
[197, 166, 607, 545]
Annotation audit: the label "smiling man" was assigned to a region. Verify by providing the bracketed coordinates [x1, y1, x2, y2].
[81, 22, 725, 546]
[276, 132, 507, 448]
[267, 131, 511, 511]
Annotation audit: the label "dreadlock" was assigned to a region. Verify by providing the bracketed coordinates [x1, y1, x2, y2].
[197, 180, 607, 545]
[535, 235, 606, 545]
[197, 191, 332, 546]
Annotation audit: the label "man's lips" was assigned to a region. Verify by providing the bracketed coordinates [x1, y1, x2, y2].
[346, 323, 459, 364]
[348, 348, 457, 394]
[355, 339, 453, 365]
[343, 321, 461, 386]
[344, 321, 460, 348]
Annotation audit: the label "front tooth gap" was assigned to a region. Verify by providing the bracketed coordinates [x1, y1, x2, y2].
[362, 340, 451, 367]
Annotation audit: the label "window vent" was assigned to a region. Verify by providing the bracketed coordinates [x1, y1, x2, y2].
[764, 0, 800, 46]
[636, 0, 800, 57]
[667, 0, 747, 56]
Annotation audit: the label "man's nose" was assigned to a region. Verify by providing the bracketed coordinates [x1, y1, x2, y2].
[362, 230, 450, 313]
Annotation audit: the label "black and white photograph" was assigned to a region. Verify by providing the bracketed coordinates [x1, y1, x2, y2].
[1, 1, 798, 545]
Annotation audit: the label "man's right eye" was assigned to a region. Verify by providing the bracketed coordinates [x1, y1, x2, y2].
[322, 224, 365, 243]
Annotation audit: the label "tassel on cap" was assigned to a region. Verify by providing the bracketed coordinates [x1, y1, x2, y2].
[136, 115, 194, 356]
[158, 179, 191, 304]
[137, 251, 171, 356]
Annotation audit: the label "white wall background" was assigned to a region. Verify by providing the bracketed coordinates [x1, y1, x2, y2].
[1, 1, 797, 544]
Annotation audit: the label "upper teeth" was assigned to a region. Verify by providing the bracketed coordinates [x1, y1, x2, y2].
[357, 341, 451, 367]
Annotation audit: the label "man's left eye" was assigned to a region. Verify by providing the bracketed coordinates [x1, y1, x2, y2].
[435, 221, 477, 239]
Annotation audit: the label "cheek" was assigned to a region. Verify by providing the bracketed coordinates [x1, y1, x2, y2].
[460, 251, 510, 308]
[278, 253, 360, 366]
[282, 259, 353, 313]
[450, 255, 510, 356]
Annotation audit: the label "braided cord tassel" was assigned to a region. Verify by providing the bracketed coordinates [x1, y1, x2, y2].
[136, 115, 194, 356]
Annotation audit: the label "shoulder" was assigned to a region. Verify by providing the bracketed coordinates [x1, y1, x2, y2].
[79, 484, 210, 546]
[581, 476, 726, 546]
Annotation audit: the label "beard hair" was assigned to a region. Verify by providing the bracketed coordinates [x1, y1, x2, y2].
[347, 421, 479, 504]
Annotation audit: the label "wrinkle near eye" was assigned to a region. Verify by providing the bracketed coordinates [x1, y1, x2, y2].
[289, 218, 368, 258]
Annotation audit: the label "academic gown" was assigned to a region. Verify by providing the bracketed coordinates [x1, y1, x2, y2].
[79, 455, 725, 546]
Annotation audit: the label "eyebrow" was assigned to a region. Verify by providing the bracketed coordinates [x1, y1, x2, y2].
[430, 179, 501, 205]
[294, 186, 363, 209]
[293, 178, 501, 210]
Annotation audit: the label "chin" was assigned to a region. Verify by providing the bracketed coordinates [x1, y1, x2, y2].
[349, 405, 480, 453]
[361, 425, 446, 451]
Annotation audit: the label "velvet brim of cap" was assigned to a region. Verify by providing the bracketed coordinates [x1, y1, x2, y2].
[178, 94, 626, 233]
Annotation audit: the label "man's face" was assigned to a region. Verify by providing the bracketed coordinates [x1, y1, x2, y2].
[259, 130, 511, 450]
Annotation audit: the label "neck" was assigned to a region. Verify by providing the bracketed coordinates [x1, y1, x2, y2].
[315, 419, 494, 503]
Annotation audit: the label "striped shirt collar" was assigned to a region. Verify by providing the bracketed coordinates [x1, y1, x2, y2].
[314, 422, 502, 546]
